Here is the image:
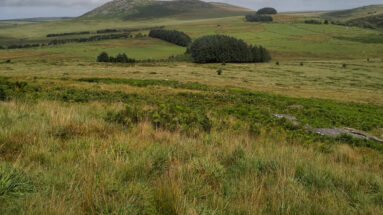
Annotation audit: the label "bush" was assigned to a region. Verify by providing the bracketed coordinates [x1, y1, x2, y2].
[46, 31, 90, 37]
[217, 69, 222, 75]
[0, 88, 6, 101]
[304, 20, 322, 24]
[97, 52, 109, 62]
[245, 14, 273, 22]
[97, 52, 136, 63]
[149, 29, 191, 47]
[189, 35, 271, 63]
[256, 7, 277, 15]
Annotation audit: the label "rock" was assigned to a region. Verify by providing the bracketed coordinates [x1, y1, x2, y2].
[313, 127, 383, 144]
[273, 114, 300, 126]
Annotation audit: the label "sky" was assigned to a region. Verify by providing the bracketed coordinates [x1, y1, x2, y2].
[0, 0, 382, 20]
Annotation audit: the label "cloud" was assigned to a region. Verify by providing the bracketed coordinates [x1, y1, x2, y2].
[0, 0, 109, 7]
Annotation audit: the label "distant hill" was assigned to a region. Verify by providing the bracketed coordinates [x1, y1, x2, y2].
[323, 4, 383, 21]
[81, 0, 253, 20]
[322, 4, 383, 28]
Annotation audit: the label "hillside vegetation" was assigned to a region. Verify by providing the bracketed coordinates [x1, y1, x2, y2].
[323, 4, 383, 28]
[81, 0, 253, 20]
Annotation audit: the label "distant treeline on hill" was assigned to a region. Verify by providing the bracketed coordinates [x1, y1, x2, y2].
[189, 35, 271, 63]
[245, 14, 273, 22]
[45, 26, 164, 38]
[149, 29, 191, 47]
[48, 33, 131, 45]
[304, 20, 324, 24]
[97, 52, 136, 63]
[47, 31, 91, 37]
[1, 33, 131, 49]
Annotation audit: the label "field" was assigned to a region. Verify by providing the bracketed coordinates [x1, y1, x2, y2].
[1, 13, 383, 215]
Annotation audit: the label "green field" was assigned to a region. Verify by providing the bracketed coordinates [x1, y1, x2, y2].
[1, 11, 383, 215]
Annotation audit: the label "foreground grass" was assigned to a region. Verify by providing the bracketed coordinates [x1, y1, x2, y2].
[1, 74, 383, 214]
[0, 100, 382, 214]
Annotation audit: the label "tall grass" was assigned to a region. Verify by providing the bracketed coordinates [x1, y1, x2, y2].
[0, 100, 382, 214]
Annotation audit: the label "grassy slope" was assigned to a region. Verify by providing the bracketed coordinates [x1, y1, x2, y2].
[0, 13, 383, 215]
[323, 4, 383, 21]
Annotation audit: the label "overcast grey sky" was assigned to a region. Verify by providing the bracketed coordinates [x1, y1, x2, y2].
[0, 0, 382, 20]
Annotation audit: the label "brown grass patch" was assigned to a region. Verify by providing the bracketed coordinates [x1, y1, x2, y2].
[0, 131, 37, 161]
[51, 121, 116, 140]
[289, 34, 332, 42]
[94, 39, 156, 48]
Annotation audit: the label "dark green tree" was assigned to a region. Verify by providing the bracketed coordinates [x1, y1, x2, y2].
[256, 7, 277, 15]
[149, 29, 191, 47]
[189, 35, 271, 63]
[97, 52, 109, 62]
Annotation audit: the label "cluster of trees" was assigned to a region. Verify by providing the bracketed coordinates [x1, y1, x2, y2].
[3, 33, 132, 49]
[6, 43, 41, 49]
[46, 31, 90, 37]
[48, 33, 131, 45]
[245, 7, 276, 23]
[97, 52, 136, 63]
[188, 35, 271, 63]
[149, 29, 191, 47]
[245, 14, 273, 22]
[256, 7, 278, 15]
[96, 26, 165, 34]
[304, 20, 323, 24]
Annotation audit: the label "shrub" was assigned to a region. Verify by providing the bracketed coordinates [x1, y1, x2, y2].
[304, 20, 322, 24]
[245, 14, 273, 22]
[97, 52, 136, 63]
[46, 31, 90, 37]
[324, 20, 329, 24]
[5, 59, 11, 63]
[0, 88, 6, 101]
[97, 52, 109, 62]
[217, 69, 222, 75]
[189, 35, 271, 63]
[149, 29, 191, 47]
[256, 7, 277, 15]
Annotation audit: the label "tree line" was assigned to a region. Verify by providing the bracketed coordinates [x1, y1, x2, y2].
[97, 52, 136, 63]
[189, 35, 271, 63]
[48, 33, 131, 45]
[47, 31, 90, 38]
[149, 29, 191, 47]
[2, 33, 132, 49]
[246, 15, 273, 22]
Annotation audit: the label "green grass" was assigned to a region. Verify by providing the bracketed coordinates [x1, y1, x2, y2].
[0, 12, 383, 215]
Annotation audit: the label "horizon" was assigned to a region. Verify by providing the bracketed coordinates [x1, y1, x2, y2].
[0, 0, 382, 20]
